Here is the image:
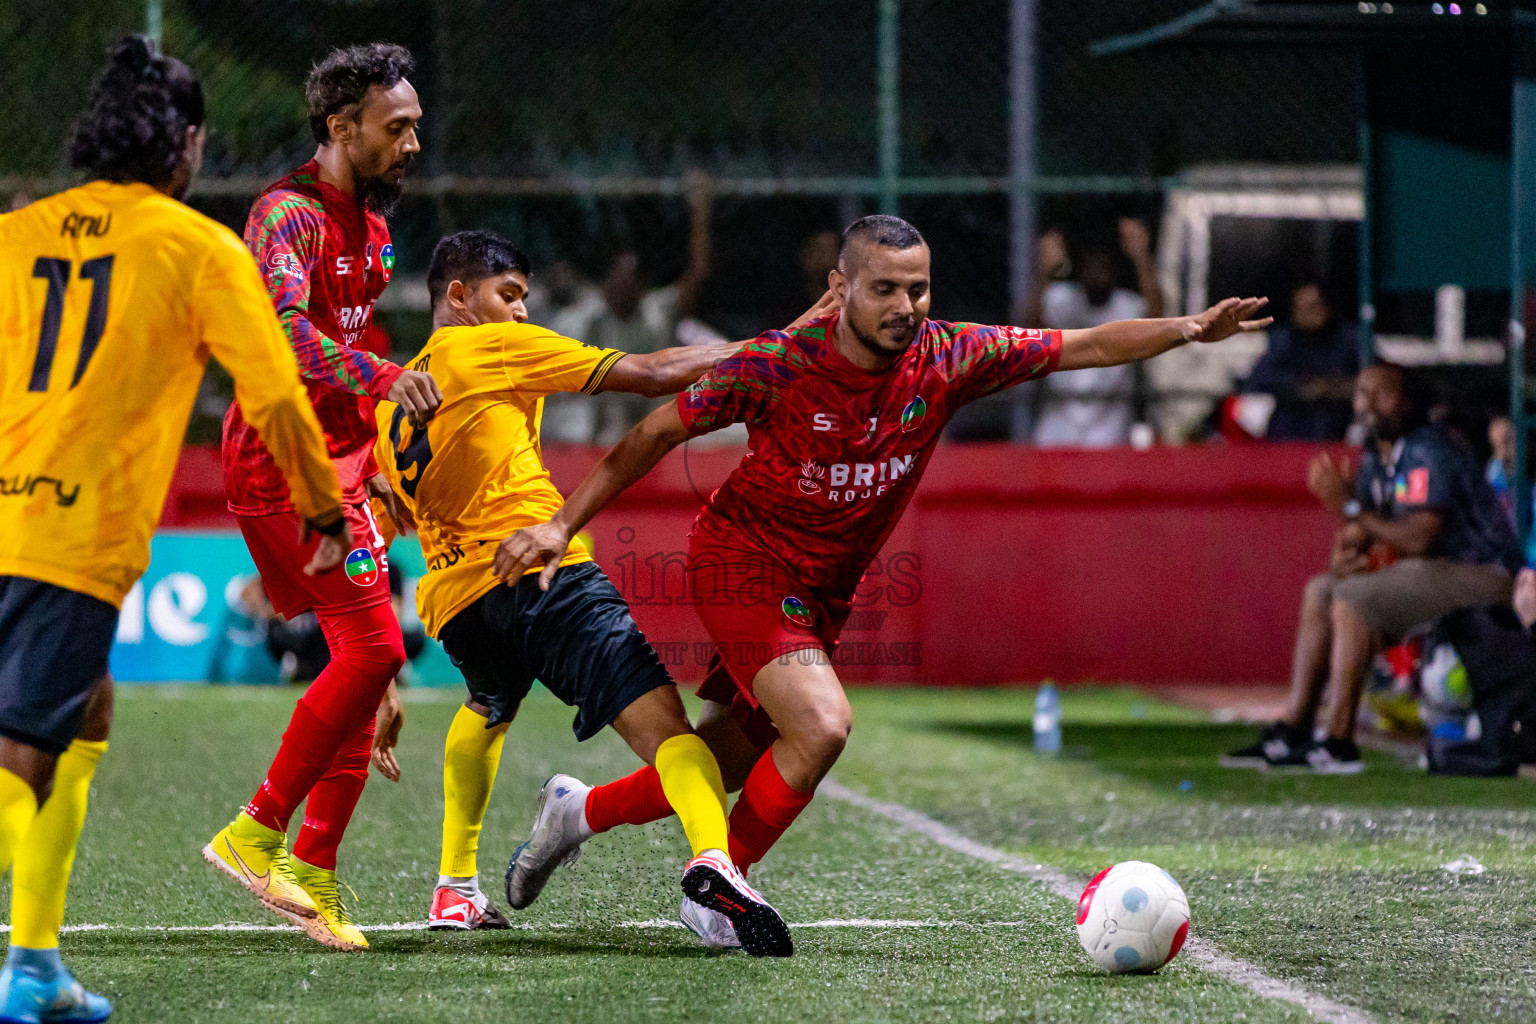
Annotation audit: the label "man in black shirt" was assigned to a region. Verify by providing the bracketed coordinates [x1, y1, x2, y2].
[1226, 364, 1521, 772]
[1242, 282, 1360, 441]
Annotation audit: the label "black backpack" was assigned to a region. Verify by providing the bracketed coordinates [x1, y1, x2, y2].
[1424, 605, 1536, 777]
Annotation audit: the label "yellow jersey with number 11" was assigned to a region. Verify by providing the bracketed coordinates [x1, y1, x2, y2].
[373, 321, 623, 637]
[0, 181, 342, 608]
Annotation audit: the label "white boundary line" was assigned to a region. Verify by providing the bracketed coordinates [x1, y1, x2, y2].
[28, 919, 1031, 935]
[820, 779, 1376, 1024]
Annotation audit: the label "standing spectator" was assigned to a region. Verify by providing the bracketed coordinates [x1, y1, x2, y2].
[1485, 414, 1536, 567]
[534, 261, 607, 444]
[1242, 281, 1359, 440]
[772, 228, 840, 329]
[566, 173, 715, 443]
[1024, 219, 1163, 446]
[1224, 364, 1521, 773]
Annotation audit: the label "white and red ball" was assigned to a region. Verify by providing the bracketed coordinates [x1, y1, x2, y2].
[1075, 860, 1190, 973]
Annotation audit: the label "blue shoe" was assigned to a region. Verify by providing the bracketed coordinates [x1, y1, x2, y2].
[0, 963, 112, 1024]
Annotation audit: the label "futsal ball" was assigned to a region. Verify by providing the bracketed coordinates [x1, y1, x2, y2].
[1075, 860, 1190, 973]
[1419, 642, 1472, 716]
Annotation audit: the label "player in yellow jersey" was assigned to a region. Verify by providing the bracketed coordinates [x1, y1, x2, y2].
[374, 231, 829, 955]
[0, 38, 347, 1020]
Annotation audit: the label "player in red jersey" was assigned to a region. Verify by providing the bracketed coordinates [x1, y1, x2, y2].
[493, 214, 1271, 949]
[204, 43, 441, 951]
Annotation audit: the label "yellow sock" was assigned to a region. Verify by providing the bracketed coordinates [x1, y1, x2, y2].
[653, 734, 729, 858]
[0, 767, 39, 883]
[11, 740, 105, 950]
[439, 705, 508, 878]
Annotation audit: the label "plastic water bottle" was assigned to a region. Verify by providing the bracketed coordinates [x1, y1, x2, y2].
[1034, 682, 1062, 756]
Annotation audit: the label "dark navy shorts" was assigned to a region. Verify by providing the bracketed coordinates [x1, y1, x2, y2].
[0, 576, 118, 754]
[438, 561, 673, 741]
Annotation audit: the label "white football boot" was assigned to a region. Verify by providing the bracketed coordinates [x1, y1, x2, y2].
[681, 849, 793, 957]
[504, 774, 594, 910]
[679, 896, 743, 951]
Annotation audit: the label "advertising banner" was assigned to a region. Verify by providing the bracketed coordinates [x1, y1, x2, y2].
[110, 531, 458, 685]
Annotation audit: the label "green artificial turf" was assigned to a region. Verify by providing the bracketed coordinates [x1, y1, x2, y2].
[18, 684, 1535, 1022]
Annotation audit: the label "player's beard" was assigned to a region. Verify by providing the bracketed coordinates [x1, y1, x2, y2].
[850, 315, 918, 358]
[358, 153, 415, 217]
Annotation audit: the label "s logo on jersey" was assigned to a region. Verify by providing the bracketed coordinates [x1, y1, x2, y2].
[380, 243, 395, 279]
[900, 395, 928, 433]
[265, 249, 304, 281]
[345, 548, 380, 587]
[782, 596, 815, 631]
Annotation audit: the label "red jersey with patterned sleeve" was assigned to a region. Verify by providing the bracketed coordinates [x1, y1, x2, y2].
[221, 160, 404, 515]
[677, 312, 1060, 598]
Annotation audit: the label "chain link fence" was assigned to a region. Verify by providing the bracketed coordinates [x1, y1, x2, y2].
[5, 1, 1366, 442]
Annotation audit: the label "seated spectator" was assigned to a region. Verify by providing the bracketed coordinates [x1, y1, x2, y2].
[1241, 281, 1359, 441]
[1224, 363, 1522, 773]
[1024, 219, 1162, 446]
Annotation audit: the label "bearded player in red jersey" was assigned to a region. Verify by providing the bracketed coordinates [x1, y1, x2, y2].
[494, 215, 1270, 950]
[204, 43, 442, 952]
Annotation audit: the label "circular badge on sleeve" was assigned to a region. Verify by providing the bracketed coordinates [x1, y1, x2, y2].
[344, 548, 380, 587]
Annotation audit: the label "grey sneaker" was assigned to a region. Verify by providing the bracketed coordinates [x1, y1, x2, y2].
[504, 774, 593, 910]
[679, 895, 743, 951]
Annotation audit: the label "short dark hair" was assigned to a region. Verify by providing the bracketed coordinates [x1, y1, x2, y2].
[838, 214, 926, 268]
[68, 36, 205, 186]
[428, 230, 532, 309]
[306, 43, 414, 144]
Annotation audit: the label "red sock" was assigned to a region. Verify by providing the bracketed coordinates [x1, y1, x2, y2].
[293, 717, 374, 870]
[583, 765, 674, 834]
[727, 749, 813, 871]
[243, 601, 403, 834]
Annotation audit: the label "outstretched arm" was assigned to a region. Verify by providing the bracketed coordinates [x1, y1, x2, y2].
[599, 289, 838, 397]
[1057, 296, 1271, 372]
[491, 402, 692, 588]
[601, 344, 743, 397]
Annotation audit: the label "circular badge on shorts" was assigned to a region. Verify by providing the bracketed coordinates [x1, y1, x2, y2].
[782, 595, 814, 631]
[344, 548, 380, 587]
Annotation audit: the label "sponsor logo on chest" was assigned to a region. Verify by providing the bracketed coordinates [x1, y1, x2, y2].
[796, 453, 916, 503]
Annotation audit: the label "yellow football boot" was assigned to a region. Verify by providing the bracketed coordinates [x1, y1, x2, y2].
[203, 813, 318, 922]
[290, 858, 368, 951]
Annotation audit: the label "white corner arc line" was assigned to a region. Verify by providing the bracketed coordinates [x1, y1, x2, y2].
[820, 779, 1376, 1024]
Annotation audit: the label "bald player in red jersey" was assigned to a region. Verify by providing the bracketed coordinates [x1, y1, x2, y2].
[206, 43, 442, 952]
[495, 215, 1271, 949]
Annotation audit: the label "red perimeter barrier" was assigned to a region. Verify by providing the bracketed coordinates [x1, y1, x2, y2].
[163, 442, 1336, 686]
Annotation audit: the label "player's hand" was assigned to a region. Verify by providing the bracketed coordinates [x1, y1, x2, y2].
[389, 369, 443, 429]
[1330, 523, 1371, 578]
[301, 519, 355, 576]
[1118, 217, 1153, 264]
[1036, 229, 1068, 277]
[1307, 451, 1353, 515]
[371, 680, 404, 782]
[786, 288, 840, 332]
[366, 472, 414, 536]
[1181, 297, 1272, 345]
[492, 519, 572, 591]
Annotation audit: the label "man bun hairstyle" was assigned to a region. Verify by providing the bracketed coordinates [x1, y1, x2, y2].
[307, 43, 415, 144]
[427, 230, 532, 309]
[68, 35, 205, 186]
[838, 214, 926, 268]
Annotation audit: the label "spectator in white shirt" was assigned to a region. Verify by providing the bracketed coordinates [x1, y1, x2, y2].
[1023, 219, 1164, 446]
